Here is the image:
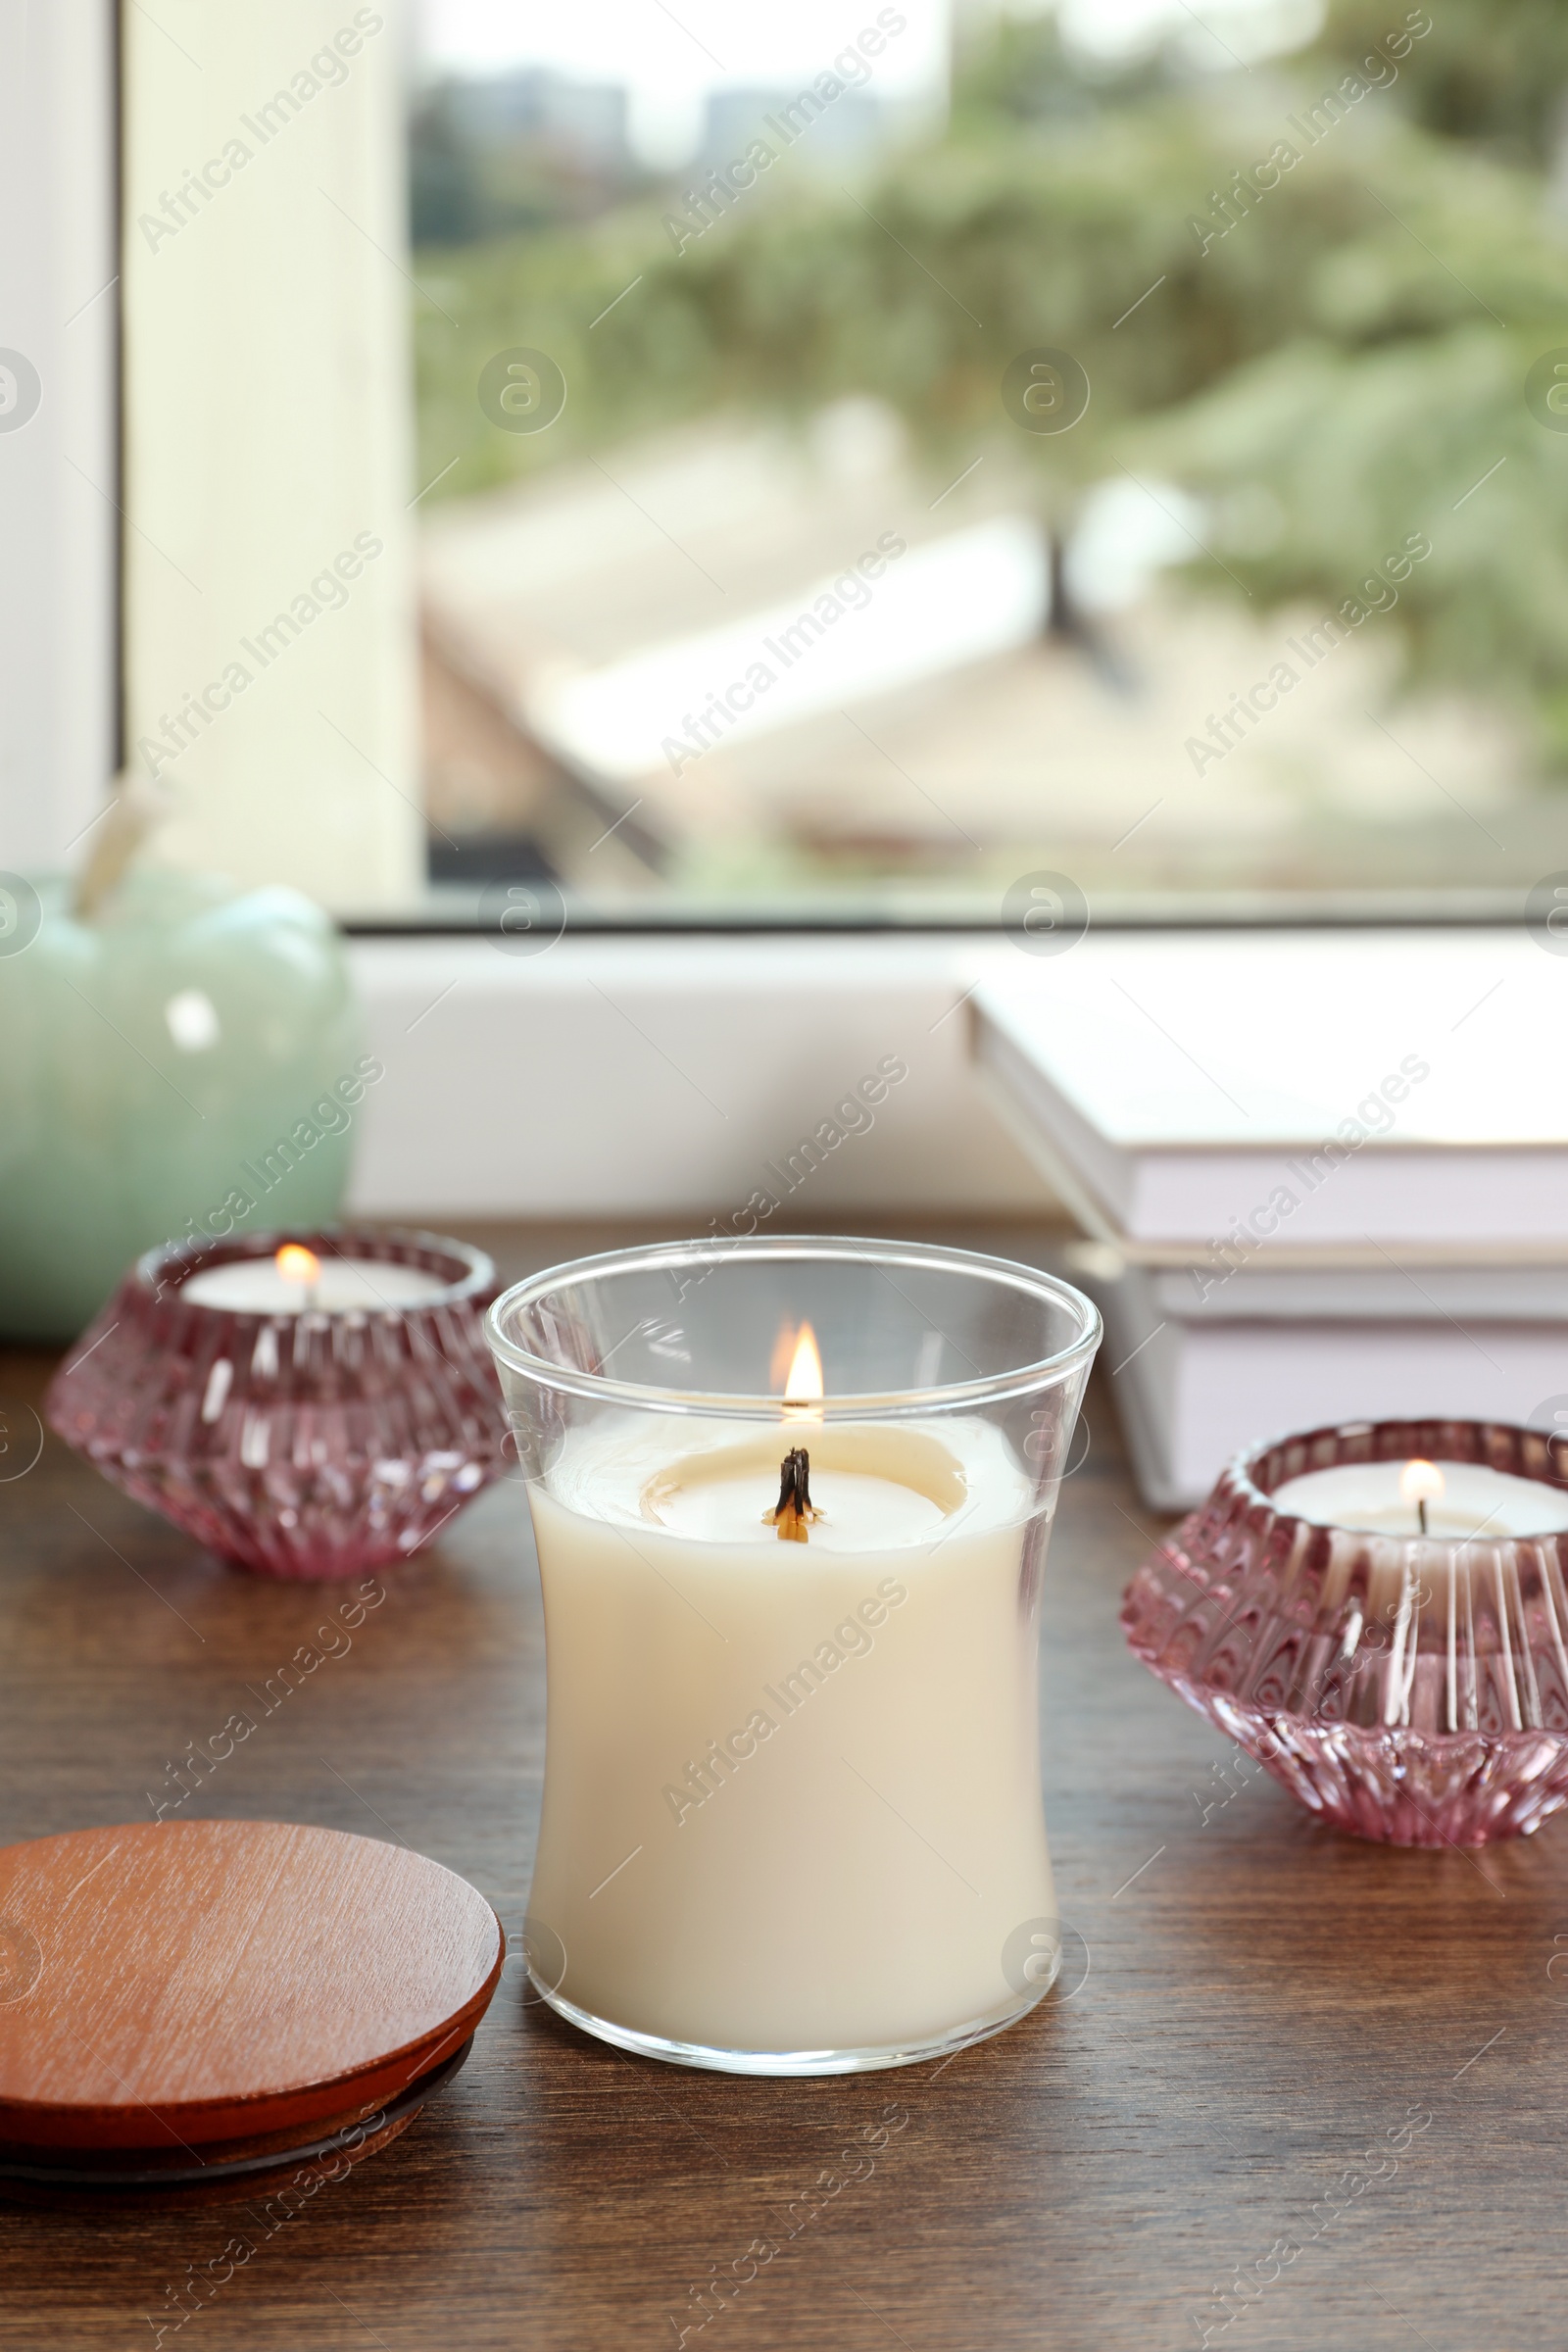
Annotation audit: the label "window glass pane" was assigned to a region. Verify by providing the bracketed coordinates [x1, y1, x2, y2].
[409, 0, 1568, 918]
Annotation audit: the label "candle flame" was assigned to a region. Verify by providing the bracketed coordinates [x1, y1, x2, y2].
[275, 1244, 321, 1288]
[783, 1322, 823, 1418]
[1399, 1458, 1446, 1507]
[768, 1319, 799, 1395]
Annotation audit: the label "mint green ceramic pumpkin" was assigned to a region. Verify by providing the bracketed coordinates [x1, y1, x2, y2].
[0, 871, 368, 1340]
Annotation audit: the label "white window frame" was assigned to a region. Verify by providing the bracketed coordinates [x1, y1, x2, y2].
[120, 0, 420, 908]
[0, 0, 119, 870]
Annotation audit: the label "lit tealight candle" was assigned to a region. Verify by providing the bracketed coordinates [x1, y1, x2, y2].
[180, 1247, 451, 1315]
[1272, 1455, 1568, 1541]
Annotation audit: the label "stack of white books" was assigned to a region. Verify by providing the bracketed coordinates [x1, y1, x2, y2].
[972, 930, 1568, 1509]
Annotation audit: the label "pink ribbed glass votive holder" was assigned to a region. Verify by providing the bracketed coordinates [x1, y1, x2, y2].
[47, 1230, 507, 1581]
[1121, 1418, 1568, 1846]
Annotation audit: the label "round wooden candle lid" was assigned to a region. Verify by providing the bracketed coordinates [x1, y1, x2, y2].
[0, 1821, 504, 2158]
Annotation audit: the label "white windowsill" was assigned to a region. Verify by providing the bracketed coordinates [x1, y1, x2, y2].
[343, 932, 1051, 1220]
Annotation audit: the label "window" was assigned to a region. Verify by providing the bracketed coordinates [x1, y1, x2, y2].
[39, 2, 1565, 925]
[407, 0, 1568, 923]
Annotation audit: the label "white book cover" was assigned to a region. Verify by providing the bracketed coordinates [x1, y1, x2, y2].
[973, 929, 1568, 1259]
[1082, 1259, 1568, 1511]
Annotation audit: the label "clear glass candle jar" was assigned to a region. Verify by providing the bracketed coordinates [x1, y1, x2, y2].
[486, 1236, 1100, 2077]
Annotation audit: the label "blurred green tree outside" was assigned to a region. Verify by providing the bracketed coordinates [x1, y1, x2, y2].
[412, 0, 1568, 770]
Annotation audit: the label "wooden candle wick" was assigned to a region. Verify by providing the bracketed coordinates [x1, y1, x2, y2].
[766, 1447, 819, 1544]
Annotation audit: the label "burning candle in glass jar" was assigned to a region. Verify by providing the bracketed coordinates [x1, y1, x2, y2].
[517, 1311, 1058, 2068]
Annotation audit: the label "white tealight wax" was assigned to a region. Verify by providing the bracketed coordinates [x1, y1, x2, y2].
[525, 1414, 1053, 2059]
[180, 1260, 450, 1314]
[1271, 1459, 1568, 1541]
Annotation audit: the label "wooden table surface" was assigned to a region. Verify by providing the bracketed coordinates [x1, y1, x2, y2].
[1, 1222, 1564, 2351]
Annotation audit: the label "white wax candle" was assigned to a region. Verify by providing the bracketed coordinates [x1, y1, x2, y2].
[639, 1423, 964, 1546]
[526, 1413, 1052, 2058]
[180, 1259, 450, 1313]
[1272, 1460, 1568, 1541]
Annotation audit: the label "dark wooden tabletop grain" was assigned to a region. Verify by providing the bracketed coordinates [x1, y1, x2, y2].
[1, 1221, 1564, 2351]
